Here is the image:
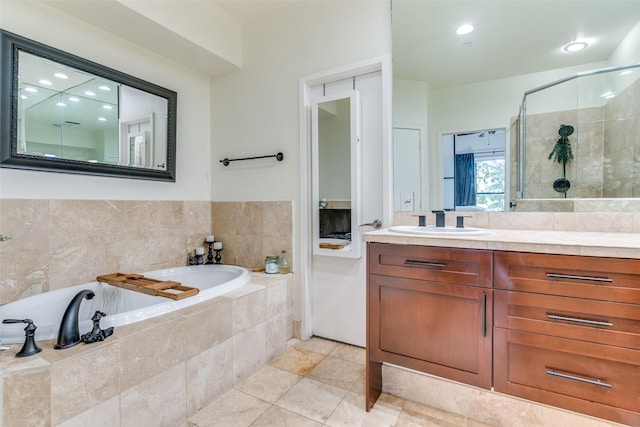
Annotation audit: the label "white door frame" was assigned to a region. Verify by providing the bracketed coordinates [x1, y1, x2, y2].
[298, 55, 393, 341]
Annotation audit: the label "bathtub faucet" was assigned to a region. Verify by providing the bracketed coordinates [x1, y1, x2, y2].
[54, 289, 95, 350]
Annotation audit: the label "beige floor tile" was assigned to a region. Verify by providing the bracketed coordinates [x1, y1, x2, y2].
[294, 336, 339, 354]
[307, 356, 365, 391]
[329, 342, 366, 365]
[325, 391, 402, 427]
[275, 377, 348, 423]
[188, 389, 270, 427]
[236, 365, 302, 403]
[269, 346, 326, 376]
[350, 373, 366, 395]
[396, 400, 469, 427]
[251, 405, 323, 426]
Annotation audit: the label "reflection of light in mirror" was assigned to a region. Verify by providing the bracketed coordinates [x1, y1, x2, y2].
[20, 95, 27, 99]
[620, 70, 632, 75]
[98, 85, 111, 91]
[56, 102, 66, 107]
[84, 91, 96, 96]
[25, 87, 38, 93]
[38, 79, 52, 85]
[601, 91, 615, 99]
[98, 117, 106, 121]
[68, 97, 79, 102]
[103, 105, 113, 110]
[54, 72, 68, 79]
[87, 160, 98, 163]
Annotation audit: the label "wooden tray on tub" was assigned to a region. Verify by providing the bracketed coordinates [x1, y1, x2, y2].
[96, 273, 199, 300]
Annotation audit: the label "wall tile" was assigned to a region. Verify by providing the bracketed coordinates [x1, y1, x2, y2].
[233, 322, 267, 385]
[57, 395, 120, 427]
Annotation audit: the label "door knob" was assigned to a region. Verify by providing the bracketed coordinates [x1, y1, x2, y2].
[359, 219, 382, 229]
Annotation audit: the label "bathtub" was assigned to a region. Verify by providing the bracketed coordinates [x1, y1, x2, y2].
[0, 264, 250, 345]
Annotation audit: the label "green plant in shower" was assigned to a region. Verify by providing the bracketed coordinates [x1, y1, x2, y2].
[548, 124, 574, 165]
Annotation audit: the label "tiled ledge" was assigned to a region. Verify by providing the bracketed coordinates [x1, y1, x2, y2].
[0, 273, 292, 426]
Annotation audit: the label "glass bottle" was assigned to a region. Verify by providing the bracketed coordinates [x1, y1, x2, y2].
[278, 250, 290, 274]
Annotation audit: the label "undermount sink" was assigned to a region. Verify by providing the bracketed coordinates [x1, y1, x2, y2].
[388, 225, 490, 236]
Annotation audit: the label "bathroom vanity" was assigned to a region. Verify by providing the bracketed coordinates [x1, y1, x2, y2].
[365, 229, 640, 426]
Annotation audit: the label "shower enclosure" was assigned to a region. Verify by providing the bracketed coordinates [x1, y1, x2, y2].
[515, 63, 640, 207]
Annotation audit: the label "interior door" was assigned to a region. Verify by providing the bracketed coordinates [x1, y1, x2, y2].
[310, 71, 384, 347]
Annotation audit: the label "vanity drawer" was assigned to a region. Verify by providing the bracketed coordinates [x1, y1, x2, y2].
[494, 251, 640, 304]
[494, 328, 640, 425]
[494, 290, 640, 349]
[368, 243, 492, 287]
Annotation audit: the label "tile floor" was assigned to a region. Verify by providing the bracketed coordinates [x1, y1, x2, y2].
[187, 337, 493, 426]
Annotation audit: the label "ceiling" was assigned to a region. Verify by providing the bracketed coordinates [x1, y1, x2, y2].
[213, 0, 303, 23]
[392, 0, 640, 89]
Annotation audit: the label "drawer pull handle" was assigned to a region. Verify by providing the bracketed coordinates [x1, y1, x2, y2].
[404, 260, 446, 268]
[546, 273, 612, 283]
[547, 314, 613, 327]
[546, 369, 612, 388]
[481, 292, 487, 337]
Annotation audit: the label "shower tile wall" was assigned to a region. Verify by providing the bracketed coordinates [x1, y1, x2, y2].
[0, 199, 294, 305]
[520, 76, 640, 203]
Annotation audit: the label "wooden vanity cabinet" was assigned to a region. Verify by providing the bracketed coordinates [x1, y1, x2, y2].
[366, 243, 493, 410]
[493, 251, 640, 425]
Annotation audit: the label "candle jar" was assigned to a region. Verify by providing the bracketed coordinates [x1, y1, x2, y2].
[264, 256, 279, 274]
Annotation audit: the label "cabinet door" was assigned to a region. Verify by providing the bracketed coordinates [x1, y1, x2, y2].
[369, 274, 492, 388]
[494, 328, 640, 426]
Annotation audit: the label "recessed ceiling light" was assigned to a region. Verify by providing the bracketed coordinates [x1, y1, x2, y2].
[85, 91, 96, 96]
[98, 85, 111, 91]
[563, 41, 588, 52]
[98, 117, 107, 121]
[456, 24, 474, 35]
[56, 102, 66, 107]
[103, 105, 113, 110]
[54, 73, 68, 79]
[20, 95, 28, 100]
[68, 97, 80, 102]
[39, 79, 53, 85]
[25, 87, 38, 93]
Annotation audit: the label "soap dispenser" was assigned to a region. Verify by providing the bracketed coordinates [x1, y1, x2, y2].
[278, 250, 290, 274]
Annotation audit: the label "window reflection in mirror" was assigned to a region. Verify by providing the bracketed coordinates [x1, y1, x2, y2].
[442, 129, 506, 211]
[312, 91, 362, 258]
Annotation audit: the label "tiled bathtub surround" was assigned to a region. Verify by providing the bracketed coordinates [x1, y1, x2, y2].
[0, 273, 292, 426]
[0, 199, 294, 305]
[211, 201, 293, 271]
[0, 199, 211, 305]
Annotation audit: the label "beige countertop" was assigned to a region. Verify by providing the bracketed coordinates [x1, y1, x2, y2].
[364, 228, 640, 259]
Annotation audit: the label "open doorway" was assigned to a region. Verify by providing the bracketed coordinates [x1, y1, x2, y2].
[442, 128, 506, 211]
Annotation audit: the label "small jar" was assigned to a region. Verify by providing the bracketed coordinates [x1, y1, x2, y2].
[265, 256, 279, 274]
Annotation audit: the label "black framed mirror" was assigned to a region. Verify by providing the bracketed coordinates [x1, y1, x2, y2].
[0, 29, 177, 181]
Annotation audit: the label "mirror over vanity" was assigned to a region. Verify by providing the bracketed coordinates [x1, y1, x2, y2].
[0, 29, 177, 181]
[392, 1, 640, 213]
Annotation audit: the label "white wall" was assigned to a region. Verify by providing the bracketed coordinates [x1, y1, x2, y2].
[608, 20, 640, 66]
[0, 1, 212, 201]
[210, 0, 392, 202]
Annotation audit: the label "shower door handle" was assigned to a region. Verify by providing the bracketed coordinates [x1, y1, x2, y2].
[359, 220, 382, 229]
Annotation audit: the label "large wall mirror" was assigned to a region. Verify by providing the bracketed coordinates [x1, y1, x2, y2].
[312, 91, 362, 258]
[0, 30, 177, 181]
[392, 1, 640, 212]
